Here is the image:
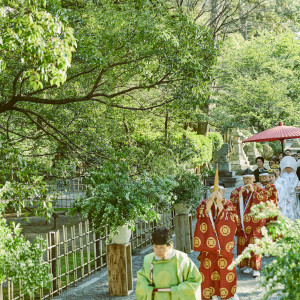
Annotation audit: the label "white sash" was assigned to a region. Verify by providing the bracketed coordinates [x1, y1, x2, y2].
[239, 192, 253, 231]
[208, 210, 221, 251]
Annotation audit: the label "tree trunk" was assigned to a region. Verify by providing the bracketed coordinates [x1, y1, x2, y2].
[165, 110, 169, 140]
[197, 121, 209, 136]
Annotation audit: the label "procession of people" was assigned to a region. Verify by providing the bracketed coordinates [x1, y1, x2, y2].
[136, 147, 300, 300]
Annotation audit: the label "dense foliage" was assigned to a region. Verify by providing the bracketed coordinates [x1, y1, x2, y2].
[230, 202, 300, 299]
[172, 170, 204, 208]
[0, 142, 54, 218]
[0, 0, 76, 90]
[0, 0, 217, 161]
[70, 161, 178, 238]
[0, 204, 51, 294]
[213, 32, 300, 132]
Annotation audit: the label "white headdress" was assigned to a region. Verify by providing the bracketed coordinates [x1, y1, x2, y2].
[280, 156, 297, 172]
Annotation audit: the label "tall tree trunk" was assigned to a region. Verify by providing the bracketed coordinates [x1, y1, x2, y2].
[164, 110, 169, 141]
[197, 102, 209, 136]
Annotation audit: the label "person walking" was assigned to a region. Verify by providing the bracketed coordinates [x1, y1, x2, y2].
[230, 168, 267, 278]
[268, 169, 287, 216]
[136, 227, 201, 300]
[194, 182, 239, 300]
[280, 156, 300, 220]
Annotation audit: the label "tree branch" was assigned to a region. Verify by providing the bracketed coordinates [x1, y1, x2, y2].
[9, 107, 73, 149]
[11, 74, 172, 108]
[13, 70, 23, 96]
[25, 67, 97, 96]
[91, 97, 175, 111]
[8, 107, 109, 159]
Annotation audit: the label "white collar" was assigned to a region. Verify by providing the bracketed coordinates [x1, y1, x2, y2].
[155, 248, 175, 260]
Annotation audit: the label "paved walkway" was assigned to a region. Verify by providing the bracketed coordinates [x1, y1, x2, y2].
[55, 186, 281, 300]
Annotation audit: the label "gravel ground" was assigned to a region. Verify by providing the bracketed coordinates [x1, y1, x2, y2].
[55, 186, 282, 300]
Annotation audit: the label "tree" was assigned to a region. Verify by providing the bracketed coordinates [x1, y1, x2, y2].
[174, 0, 300, 39]
[212, 32, 300, 132]
[0, 0, 217, 158]
[173, 0, 300, 136]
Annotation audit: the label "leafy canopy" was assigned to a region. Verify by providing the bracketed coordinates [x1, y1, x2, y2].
[0, 0, 76, 90]
[213, 32, 300, 131]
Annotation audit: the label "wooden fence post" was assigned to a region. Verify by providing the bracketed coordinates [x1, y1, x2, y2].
[174, 214, 193, 253]
[49, 231, 58, 297]
[0, 281, 3, 300]
[107, 243, 133, 296]
[95, 232, 101, 269]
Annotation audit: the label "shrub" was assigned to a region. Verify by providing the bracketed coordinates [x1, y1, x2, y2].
[229, 202, 300, 299]
[69, 161, 178, 238]
[172, 170, 204, 208]
[256, 143, 263, 155]
[0, 205, 51, 295]
[184, 131, 213, 166]
[208, 132, 223, 152]
[268, 140, 282, 156]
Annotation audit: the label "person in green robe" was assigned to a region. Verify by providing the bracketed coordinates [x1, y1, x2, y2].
[136, 227, 201, 300]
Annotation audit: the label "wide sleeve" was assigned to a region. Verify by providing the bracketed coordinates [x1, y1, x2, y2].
[230, 188, 240, 210]
[193, 202, 220, 253]
[264, 184, 278, 204]
[171, 257, 201, 300]
[252, 185, 268, 204]
[214, 202, 238, 254]
[136, 264, 154, 300]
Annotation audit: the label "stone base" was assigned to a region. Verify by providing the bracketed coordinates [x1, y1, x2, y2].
[207, 175, 243, 188]
[231, 163, 250, 172]
[218, 171, 236, 177]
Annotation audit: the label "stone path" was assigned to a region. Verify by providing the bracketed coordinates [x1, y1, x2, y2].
[55, 186, 281, 300]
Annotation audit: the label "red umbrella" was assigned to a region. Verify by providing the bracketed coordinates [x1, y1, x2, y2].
[242, 122, 300, 152]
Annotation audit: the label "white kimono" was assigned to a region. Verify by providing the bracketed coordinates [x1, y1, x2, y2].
[280, 156, 300, 220]
[274, 181, 287, 217]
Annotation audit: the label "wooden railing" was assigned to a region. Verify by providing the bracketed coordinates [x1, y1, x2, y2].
[0, 207, 175, 300]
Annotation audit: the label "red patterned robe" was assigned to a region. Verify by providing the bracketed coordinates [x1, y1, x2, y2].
[263, 183, 278, 224]
[230, 185, 267, 270]
[263, 183, 278, 204]
[194, 198, 238, 300]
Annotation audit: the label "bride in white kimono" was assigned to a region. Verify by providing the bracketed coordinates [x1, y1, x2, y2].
[280, 156, 300, 220]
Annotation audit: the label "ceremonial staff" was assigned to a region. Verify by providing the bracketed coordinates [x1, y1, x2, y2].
[213, 163, 219, 193]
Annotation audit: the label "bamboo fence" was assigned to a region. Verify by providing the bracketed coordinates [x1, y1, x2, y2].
[0, 207, 175, 300]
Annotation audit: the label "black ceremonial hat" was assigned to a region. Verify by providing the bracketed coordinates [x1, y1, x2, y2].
[241, 168, 254, 176]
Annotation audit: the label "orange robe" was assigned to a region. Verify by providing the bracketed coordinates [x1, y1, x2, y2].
[194, 198, 238, 300]
[230, 185, 267, 270]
